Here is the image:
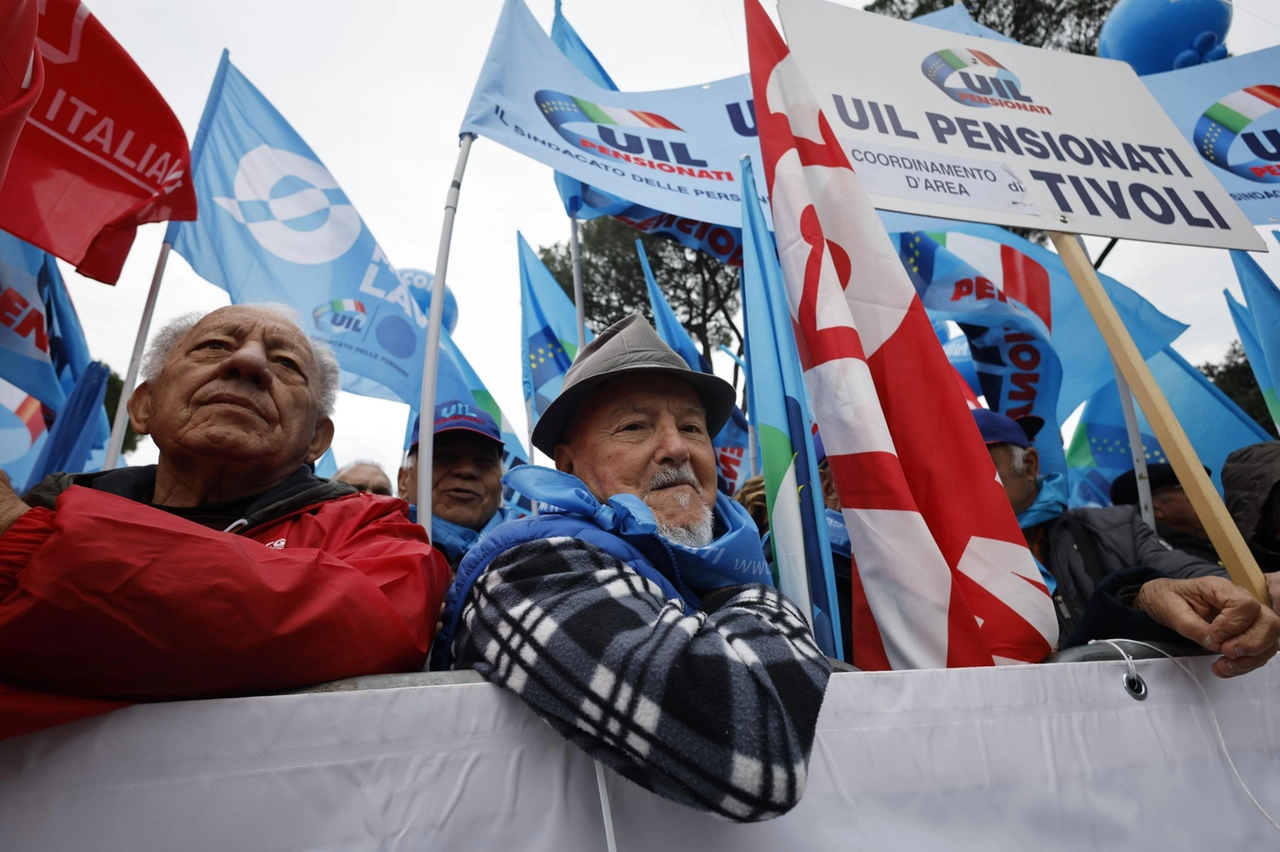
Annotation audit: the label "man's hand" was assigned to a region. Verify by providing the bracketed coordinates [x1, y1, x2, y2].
[1267, 572, 1280, 617]
[0, 469, 29, 534]
[1134, 576, 1280, 678]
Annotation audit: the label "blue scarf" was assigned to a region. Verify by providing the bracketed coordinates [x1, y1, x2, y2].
[408, 503, 511, 564]
[431, 509, 509, 565]
[1016, 472, 1068, 593]
[503, 465, 773, 596]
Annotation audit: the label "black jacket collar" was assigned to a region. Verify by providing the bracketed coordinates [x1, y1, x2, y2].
[24, 464, 356, 534]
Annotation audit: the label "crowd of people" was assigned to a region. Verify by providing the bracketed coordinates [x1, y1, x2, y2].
[0, 303, 1277, 822]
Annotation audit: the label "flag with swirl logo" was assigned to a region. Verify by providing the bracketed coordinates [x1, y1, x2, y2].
[746, 0, 1056, 669]
[170, 51, 428, 408]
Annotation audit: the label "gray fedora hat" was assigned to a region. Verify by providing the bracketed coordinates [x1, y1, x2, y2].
[531, 314, 737, 456]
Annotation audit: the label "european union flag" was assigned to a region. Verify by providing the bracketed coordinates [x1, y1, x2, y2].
[527, 324, 572, 410]
[170, 51, 427, 408]
[519, 232, 590, 423]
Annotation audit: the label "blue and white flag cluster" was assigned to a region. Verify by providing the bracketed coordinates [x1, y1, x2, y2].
[171, 52, 429, 408]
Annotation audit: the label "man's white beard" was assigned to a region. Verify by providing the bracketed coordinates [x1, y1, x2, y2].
[646, 464, 715, 548]
[657, 509, 714, 549]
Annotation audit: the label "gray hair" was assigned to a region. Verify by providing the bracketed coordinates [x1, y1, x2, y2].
[140, 305, 340, 418]
[1006, 444, 1030, 476]
[334, 460, 388, 478]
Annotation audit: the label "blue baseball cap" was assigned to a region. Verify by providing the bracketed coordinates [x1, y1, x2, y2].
[971, 409, 1045, 449]
[409, 399, 503, 452]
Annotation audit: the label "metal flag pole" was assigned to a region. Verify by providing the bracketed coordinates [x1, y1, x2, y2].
[569, 215, 587, 352]
[417, 133, 475, 528]
[104, 50, 231, 470]
[1114, 360, 1156, 530]
[103, 241, 171, 469]
[524, 395, 538, 517]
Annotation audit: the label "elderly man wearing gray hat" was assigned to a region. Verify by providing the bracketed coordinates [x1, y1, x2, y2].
[432, 315, 830, 822]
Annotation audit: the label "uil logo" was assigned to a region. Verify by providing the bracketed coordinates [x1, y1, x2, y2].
[921, 48, 1049, 115]
[1194, 85, 1280, 183]
[213, 145, 363, 264]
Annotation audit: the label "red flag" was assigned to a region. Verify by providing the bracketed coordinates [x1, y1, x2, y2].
[0, 0, 196, 284]
[745, 0, 1056, 669]
[0, 0, 43, 188]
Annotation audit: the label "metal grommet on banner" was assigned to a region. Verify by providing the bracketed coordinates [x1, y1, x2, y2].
[1089, 639, 1147, 702]
[1122, 671, 1148, 701]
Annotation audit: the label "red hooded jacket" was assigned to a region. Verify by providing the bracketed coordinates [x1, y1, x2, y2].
[0, 465, 450, 740]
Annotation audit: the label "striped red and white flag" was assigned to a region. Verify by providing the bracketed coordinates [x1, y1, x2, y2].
[745, 0, 1057, 669]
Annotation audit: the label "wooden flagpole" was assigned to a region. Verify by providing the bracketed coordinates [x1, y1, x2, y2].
[1051, 231, 1269, 604]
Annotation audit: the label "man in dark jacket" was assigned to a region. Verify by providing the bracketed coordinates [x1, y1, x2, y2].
[0, 306, 451, 740]
[976, 409, 1278, 676]
[1110, 464, 1220, 565]
[1223, 441, 1280, 612]
[1224, 441, 1280, 574]
[438, 316, 829, 822]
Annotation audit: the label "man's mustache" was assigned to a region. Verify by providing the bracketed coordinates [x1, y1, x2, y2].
[645, 465, 704, 496]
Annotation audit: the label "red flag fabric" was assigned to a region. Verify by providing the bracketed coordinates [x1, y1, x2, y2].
[0, 0, 195, 284]
[0, 0, 43, 188]
[745, 0, 1057, 669]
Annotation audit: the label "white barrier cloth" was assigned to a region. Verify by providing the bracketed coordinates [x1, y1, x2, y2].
[776, 0, 1265, 251]
[1, 658, 1278, 850]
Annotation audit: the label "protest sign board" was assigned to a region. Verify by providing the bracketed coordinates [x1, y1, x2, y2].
[776, 0, 1264, 251]
[1144, 46, 1280, 227]
[461, 0, 764, 230]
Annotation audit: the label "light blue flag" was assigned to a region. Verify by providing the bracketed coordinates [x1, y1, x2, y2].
[24, 361, 109, 491]
[1231, 250, 1280, 431]
[313, 448, 337, 479]
[519, 232, 593, 423]
[892, 229, 1069, 476]
[170, 52, 428, 408]
[463, 0, 765, 232]
[0, 232, 76, 411]
[1142, 46, 1280, 226]
[740, 156, 841, 660]
[637, 239, 750, 493]
[548, 2, 751, 268]
[0, 231, 109, 481]
[1224, 289, 1280, 431]
[0, 378, 48, 490]
[878, 213, 1188, 425]
[398, 268, 458, 335]
[1067, 347, 1271, 505]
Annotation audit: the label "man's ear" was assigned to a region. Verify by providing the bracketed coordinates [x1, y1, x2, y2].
[127, 382, 155, 436]
[305, 417, 335, 463]
[553, 444, 574, 474]
[397, 464, 412, 499]
[1024, 446, 1041, 479]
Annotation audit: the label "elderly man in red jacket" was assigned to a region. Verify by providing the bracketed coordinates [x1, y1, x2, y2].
[0, 305, 450, 739]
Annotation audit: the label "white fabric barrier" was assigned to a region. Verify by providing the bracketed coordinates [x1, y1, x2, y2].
[1, 658, 1278, 850]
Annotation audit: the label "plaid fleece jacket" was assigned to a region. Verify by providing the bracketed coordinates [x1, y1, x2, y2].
[452, 535, 832, 822]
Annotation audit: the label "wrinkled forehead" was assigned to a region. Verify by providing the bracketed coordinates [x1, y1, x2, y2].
[181, 308, 315, 361]
[574, 373, 706, 434]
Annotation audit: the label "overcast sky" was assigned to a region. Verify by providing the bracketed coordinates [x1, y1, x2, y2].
[64, 0, 1280, 475]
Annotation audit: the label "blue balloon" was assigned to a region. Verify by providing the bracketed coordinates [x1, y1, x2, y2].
[1098, 0, 1232, 77]
[397, 268, 459, 334]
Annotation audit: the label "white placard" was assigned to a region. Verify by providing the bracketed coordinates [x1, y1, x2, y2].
[777, 0, 1266, 251]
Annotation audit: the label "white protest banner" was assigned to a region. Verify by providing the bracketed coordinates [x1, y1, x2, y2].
[776, 0, 1265, 251]
[461, 0, 764, 229]
[3, 660, 1279, 850]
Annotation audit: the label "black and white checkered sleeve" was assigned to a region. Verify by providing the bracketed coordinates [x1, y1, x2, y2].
[452, 536, 832, 822]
